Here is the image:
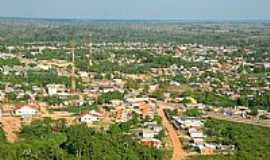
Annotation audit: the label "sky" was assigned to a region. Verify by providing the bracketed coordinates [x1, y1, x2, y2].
[0, 0, 270, 20]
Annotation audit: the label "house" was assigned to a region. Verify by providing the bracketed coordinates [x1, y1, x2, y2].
[141, 138, 162, 149]
[190, 132, 204, 139]
[36, 64, 51, 70]
[126, 98, 155, 118]
[14, 104, 39, 118]
[148, 84, 159, 93]
[139, 103, 154, 119]
[113, 79, 125, 88]
[46, 84, 67, 96]
[78, 71, 90, 82]
[147, 124, 163, 133]
[185, 120, 203, 129]
[199, 145, 215, 155]
[126, 97, 150, 107]
[193, 138, 204, 145]
[172, 117, 204, 130]
[113, 106, 132, 123]
[79, 110, 103, 124]
[101, 87, 117, 93]
[96, 80, 114, 88]
[188, 128, 199, 134]
[143, 121, 158, 126]
[79, 114, 98, 124]
[142, 129, 156, 138]
[233, 106, 251, 118]
[110, 99, 123, 107]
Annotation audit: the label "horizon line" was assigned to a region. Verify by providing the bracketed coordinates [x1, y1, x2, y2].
[1, 16, 270, 22]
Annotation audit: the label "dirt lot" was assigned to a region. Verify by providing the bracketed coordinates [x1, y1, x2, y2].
[0, 117, 21, 142]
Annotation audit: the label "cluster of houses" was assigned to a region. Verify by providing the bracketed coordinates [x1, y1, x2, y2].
[0, 101, 105, 126]
[181, 99, 270, 123]
[1, 42, 269, 109]
[97, 97, 157, 123]
[171, 116, 234, 155]
[222, 106, 270, 120]
[1, 41, 270, 152]
[141, 121, 163, 149]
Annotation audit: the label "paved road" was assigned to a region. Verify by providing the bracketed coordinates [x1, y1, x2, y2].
[157, 103, 186, 160]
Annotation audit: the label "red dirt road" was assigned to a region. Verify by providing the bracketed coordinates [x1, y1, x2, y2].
[158, 104, 186, 160]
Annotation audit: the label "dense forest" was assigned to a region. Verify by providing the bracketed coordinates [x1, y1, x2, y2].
[0, 18, 270, 47]
[0, 118, 164, 160]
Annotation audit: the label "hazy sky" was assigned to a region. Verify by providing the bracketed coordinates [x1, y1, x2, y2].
[0, 0, 270, 20]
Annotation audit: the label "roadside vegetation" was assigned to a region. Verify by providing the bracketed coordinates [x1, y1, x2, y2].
[192, 119, 270, 160]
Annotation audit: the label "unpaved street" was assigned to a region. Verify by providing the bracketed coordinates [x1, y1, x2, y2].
[157, 103, 186, 160]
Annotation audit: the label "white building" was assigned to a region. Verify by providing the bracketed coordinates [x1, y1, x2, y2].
[46, 84, 66, 96]
[172, 117, 204, 129]
[14, 105, 39, 118]
[79, 110, 103, 124]
[190, 132, 205, 139]
[0, 91, 5, 102]
[142, 129, 156, 138]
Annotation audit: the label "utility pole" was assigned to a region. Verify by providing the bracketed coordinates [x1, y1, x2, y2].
[86, 33, 92, 66]
[241, 49, 247, 75]
[70, 40, 76, 92]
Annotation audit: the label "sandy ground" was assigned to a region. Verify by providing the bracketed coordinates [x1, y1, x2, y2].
[0, 110, 75, 143]
[0, 117, 21, 142]
[41, 111, 76, 125]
